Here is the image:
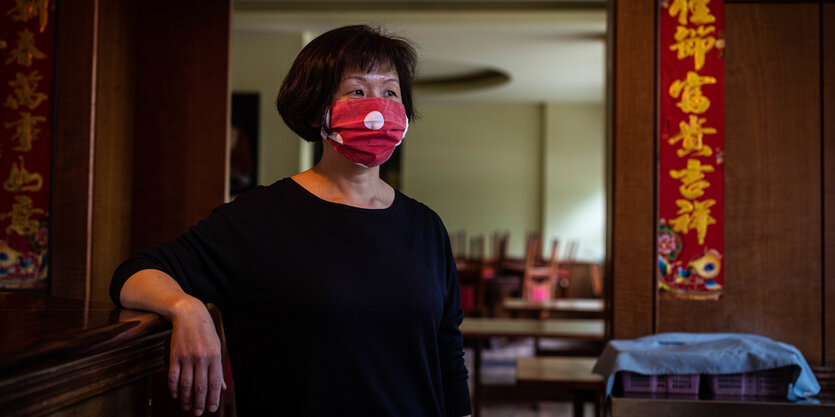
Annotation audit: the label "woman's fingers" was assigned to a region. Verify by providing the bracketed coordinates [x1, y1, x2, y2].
[179, 361, 194, 411]
[206, 357, 224, 413]
[168, 359, 181, 399]
[166, 299, 224, 415]
[170, 353, 222, 416]
[192, 358, 210, 416]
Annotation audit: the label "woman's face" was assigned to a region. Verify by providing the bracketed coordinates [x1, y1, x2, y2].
[332, 65, 402, 104]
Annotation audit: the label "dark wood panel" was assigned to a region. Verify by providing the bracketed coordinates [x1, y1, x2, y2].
[824, 3, 835, 366]
[612, 397, 835, 417]
[609, 0, 656, 339]
[91, 0, 137, 304]
[658, 4, 823, 364]
[51, 0, 99, 300]
[50, 379, 152, 417]
[814, 365, 835, 399]
[1, 332, 166, 417]
[130, 0, 230, 253]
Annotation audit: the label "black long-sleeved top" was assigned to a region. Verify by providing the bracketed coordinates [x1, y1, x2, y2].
[110, 178, 471, 416]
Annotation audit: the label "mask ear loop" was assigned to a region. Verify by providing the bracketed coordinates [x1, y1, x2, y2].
[319, 107, 333, 141]
[322, 107, 331, 130]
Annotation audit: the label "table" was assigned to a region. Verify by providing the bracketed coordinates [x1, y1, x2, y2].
[460, 318, 606, 417]
[461, 317, 605, 339]
[503, 298, 604, 319]
[516, 356, 605, 417]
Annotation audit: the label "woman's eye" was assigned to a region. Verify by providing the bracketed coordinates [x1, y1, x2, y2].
[385, 90, 398, 97]
[351, 89, 364, 96]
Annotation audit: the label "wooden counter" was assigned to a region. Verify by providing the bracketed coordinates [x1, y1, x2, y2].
[0, 293, 170, 417]
[612, 396, 835, 417]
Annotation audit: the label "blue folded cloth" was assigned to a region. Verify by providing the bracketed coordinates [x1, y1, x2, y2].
[592, 332, 820, 400]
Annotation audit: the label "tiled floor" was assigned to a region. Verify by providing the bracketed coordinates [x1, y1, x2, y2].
[468, 338, 596, 417]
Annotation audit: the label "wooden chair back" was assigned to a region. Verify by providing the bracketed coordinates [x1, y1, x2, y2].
[522, 233, 559, 303]
[459, 234, 486, 316]
[524, 232, 544, 266]
[557, 240, 579, 298]
[546, 238, 561, 269]
[491, 231, 509, 269]
[469, 235, 485, 263]
[590, 262, 604, 298]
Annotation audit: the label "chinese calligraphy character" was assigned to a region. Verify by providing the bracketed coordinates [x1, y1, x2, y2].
[669, 0, 689, 25]
[670, 158, 714, 199]
[1, 195, 45, 236]
[6, 0, 50, 32]
[4, 112, 45, 151]
[5, 71, 47, 110]
[669, 0, 716, 25]
[669, 71, 716, 114]
[670, 25, 716, 70]
[5, 29, 46, 67]
[670, 198, 716, 245]
[690, 0, 716, 24]
[668, 114, 716, 158]
[3, 156, 43, 192]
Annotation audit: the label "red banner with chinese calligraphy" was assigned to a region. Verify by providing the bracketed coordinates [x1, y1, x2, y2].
[0, 0, 54, 290]
[657, 0, 725, 301]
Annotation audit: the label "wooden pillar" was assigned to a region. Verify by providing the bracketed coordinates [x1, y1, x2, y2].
[607, 0, 656, 340]
[51, 0, 99, 300]
[51, 0, 230, 302]
[90, 0, 137, 303]
[130, 0, 231, 254]
[824, 2, 835, 366]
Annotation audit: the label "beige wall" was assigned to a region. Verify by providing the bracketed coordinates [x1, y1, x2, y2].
[403, 102, 605, 260]
[543, 102, 605, 261]
[403, 103, 544, 257]
[230, 34, 304, 186]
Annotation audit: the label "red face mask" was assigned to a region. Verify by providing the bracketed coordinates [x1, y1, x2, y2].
[320, 97, 408, 168]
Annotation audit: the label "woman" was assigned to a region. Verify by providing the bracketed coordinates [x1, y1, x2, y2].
[111, 25, 471, 416]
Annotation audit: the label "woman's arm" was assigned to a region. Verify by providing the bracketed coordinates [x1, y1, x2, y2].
[121, 269, 226, 417]
[434, 221, 472, 417]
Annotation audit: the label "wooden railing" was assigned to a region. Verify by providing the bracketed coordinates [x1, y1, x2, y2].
[0, 293, 170, 417]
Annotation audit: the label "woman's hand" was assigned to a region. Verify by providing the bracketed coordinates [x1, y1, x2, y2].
[168, 296, 227, 416]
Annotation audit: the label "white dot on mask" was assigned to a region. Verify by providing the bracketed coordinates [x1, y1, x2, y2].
[364, 111, 385, 130]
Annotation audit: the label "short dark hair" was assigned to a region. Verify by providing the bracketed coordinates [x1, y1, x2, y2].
[276, 25, 417, 142]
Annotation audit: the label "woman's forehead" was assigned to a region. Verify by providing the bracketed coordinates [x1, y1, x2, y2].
[341, 62, 398, 78]
[341, 70, 399, 81]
